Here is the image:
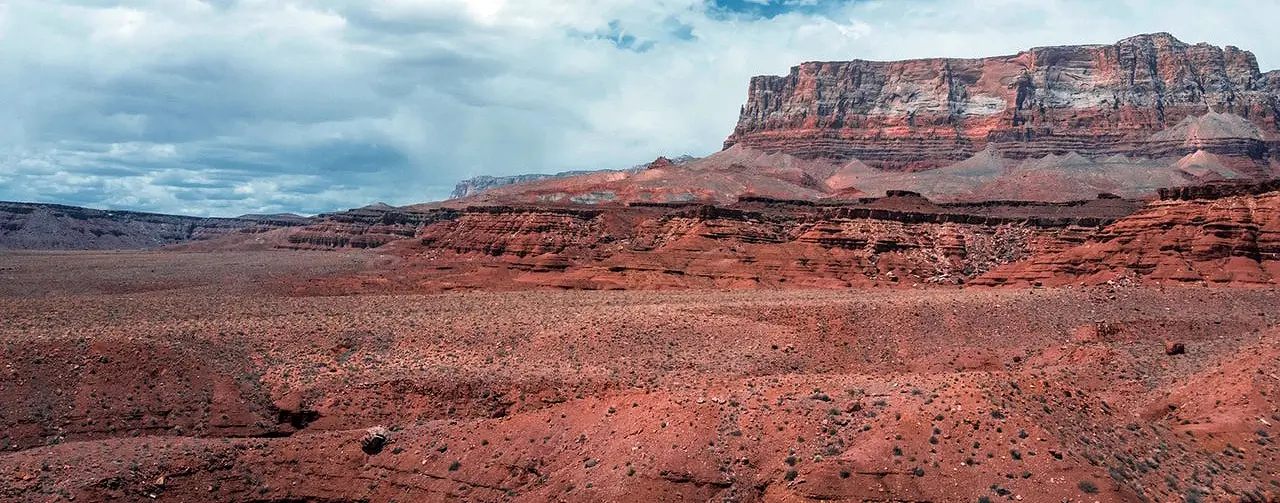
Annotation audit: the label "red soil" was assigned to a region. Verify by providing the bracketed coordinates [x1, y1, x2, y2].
[1, 251, 1278, 502]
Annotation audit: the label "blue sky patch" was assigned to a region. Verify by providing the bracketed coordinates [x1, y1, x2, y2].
[578, 20, 657, 53]
[666, 17, 697, 41]
[709, 0, 855, 19]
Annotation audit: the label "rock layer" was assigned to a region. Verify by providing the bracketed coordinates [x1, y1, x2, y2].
[296, 194, 1139, 292]
[283, 204, 460, 250]
[725, 33, 1280, 174]
[977, 181, 1280, 285]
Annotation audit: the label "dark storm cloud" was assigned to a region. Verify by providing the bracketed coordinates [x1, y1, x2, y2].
[292, 140, 409, 175]
[172, 188, 251, 201]
[79, 166, 146, 177]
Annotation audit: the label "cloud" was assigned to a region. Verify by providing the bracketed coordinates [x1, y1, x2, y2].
[2, 0, 1278, 216]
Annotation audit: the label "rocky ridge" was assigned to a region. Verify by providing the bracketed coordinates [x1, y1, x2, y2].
[976, 180, 1280, 285]
[279, 193, 1139, 292]
[282, 203, 460, 250]
[0, 202, 311, 250]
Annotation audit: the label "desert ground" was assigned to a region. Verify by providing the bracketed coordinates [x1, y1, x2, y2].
[1, 250, 1277, 502]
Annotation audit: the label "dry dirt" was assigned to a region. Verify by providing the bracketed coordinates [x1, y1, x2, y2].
[1, 250, 1278, 502]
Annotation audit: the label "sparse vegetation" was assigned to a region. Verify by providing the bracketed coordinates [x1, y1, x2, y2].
[3, 252, 1278, 502]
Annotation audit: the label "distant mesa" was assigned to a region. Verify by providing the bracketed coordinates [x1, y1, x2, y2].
[725, 32, 1279, 176]
[0, 201, 311, 250]
[235, 212, 307, 221]
[448, 155, 698, 199]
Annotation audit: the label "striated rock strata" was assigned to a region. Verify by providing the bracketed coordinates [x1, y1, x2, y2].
[726, 33, 1280, 175]
[283, 203, 461, 250]
[977, 181, 1280, 285]
[295, 194, 1139, 291]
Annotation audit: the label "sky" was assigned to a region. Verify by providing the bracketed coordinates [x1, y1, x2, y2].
[2, 0, 1278, 216]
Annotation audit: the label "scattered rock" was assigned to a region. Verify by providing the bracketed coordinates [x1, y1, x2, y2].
[361, 426, 390, 455]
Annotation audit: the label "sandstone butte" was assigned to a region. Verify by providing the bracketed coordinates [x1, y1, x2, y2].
[725, 32, 1280, 175]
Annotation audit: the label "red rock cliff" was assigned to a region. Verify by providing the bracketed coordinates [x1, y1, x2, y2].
[976, 181, 1280, 286]
[725, 33, 1280, 174]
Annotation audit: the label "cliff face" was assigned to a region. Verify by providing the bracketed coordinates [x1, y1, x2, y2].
[976, 181, 1280, 285]
[725, 33, 1280, 174]
[0, 202, 310, 250]
[292, 194, 1139, 291]
[283, 204, 460, 250]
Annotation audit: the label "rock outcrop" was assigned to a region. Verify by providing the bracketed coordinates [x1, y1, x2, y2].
[283, 204, 461, 250]
[296, 194, 1140, 291]
[0, 202, 310, 250]
[725, 33, 1280, 175]
[977, 180, 1280, 285]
